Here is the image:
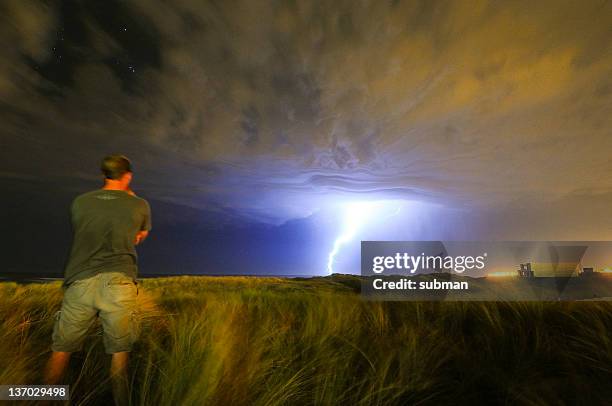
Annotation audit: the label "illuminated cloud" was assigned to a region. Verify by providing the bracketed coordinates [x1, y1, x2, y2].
[0, 0, 611, 233]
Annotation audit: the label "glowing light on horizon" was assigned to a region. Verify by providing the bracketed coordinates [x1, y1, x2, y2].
[326, 200, 403, 274]
[487, 271, 517, 278]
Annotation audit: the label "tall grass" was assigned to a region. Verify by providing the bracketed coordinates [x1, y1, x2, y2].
[1, 276, 611, 405]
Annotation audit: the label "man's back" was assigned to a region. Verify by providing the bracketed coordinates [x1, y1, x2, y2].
[64, 189, 151, 285]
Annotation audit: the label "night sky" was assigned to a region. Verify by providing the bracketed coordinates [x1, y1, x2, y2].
[1, 1, 611, 276]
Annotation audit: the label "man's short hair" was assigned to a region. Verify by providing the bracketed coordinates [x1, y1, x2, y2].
[101, 155, 132, 180]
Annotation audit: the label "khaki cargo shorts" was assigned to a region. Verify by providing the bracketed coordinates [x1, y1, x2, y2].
[52, 272, 140, 354]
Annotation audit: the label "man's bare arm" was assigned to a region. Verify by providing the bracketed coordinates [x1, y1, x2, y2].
[134, 230, 149, 245]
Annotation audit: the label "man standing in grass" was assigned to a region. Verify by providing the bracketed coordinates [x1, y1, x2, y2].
[44, 155, 151, 405]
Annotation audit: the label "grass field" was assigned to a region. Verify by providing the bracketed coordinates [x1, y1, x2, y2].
[1, 275, 611, 405]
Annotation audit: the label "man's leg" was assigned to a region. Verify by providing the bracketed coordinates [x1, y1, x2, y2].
[47, 278, 97, 384]
[98, 273, 140, 406]
[43, 351, 72, 385]
[110, 352, 130, 406]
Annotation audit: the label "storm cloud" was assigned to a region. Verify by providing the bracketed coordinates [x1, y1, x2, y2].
[1, 0, 611, 233]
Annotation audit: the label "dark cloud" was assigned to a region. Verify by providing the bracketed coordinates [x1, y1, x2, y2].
[1, 0, 611, 232]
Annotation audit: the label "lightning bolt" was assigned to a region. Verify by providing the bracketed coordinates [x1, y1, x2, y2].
[326, 201, 402, 274]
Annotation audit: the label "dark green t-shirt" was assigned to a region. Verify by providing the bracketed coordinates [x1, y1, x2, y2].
[63, 189, 152, 286]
